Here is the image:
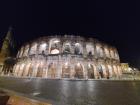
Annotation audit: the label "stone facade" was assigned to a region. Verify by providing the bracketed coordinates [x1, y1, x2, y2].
[13, 35, 122, 79]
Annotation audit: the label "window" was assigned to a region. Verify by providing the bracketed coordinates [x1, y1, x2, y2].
[50, 39, 60, 54]
[23, 45, 29, 56]
[96, 45, 103, 57]
[39, 43, 47, 54]
[63, 43, 71, 53]
[86, 44, 94, 55]
[110, 50, 115, 58]
[104, 48, 110, 58]
[74, 43, 83, 54]
[29, 43, 37, 55]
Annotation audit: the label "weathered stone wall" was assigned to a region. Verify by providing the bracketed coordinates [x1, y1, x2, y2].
[13, 35, 121, 79]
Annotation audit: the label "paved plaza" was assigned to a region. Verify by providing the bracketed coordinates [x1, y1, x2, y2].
[0, 77, 140, 105]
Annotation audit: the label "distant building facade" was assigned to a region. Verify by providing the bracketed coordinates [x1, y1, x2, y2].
[121, 63, 130, 73]
[13, 35, 122, 79]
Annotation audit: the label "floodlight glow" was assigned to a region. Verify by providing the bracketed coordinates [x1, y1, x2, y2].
[53, 40, 60, 43]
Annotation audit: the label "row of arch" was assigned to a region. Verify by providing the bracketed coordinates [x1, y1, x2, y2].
[13, 61, 121, 79]
[17, 38, 119, 60]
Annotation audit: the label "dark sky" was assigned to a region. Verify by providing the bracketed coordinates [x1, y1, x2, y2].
[0, 0, 140, 68]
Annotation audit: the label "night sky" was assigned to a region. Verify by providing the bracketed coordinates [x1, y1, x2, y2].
[0, 0, 140, 68]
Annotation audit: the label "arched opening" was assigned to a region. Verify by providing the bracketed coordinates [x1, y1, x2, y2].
[74, 43, 83, 55]
[18, 64, 25, 77]
[14, 64, 20, 76]
[87, 64, 95, 79]
[110, 50, 115, 59]
[62, 62, 71, 78]
[47, 63, 56, 78]
[63, 42, 71, 54]
[22, 63, 31, 77]
[86, 44, 94, 56]
[96, 44, 104, 57]
[38, 43, 47, 54]
[36, 63, 44, 77]
[27, 64, 33, 77]
[49, 39, 60, 54]
[108, 65, 112, 78]
[23, 45, 29, 57]
[29, 43, 37, 55]
[97, 65, 104, 78]
[21, 64, 27, 76]
[114, 50, 119, 60]
[104, 48, 110, 58]
[74, 63, 84, 79]
[113, 65, 118, 77]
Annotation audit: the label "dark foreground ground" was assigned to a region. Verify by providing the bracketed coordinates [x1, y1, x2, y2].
[0, 77, 140, 105]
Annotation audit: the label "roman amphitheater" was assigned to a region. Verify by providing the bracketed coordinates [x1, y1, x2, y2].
[13, 35, 122, 79]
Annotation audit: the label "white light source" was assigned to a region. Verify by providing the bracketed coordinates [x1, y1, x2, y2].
[65, 62, 68, 66]
[88, 64, 91, 68]
[41, 43, 46, 48]
[53, 40, 60, 43]
[51, 49, 59, 54]
[77, 63, 80, 67]
[20, 63, 25, 70]
[75, 43, 80, 46]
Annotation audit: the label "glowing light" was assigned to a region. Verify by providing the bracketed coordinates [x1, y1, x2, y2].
[30, 44, 37, 54]
[20, 63, 25, 69]
[14, 36, 121, 80]
[53, 40, 60, 43]
[32, 92, 40, 96]
[88, 64, 91, 68]
[40, 43, 46, 48]
[65, 62, 68, 66]
[65, 43, 70, 46]
[75, 43, 80, 46]
[86, 44, 94, 54]
[77, 63, 80, 66]
[51, 49, 59, 54]
[128, 67, 132, 72]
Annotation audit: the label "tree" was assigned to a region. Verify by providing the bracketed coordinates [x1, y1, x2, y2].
[1, 57, 16, 75]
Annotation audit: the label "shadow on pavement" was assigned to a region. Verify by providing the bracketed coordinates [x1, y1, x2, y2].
[0, 90, 10, 105]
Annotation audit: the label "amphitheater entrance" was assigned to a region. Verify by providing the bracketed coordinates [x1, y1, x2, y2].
[21, 64, 27, 77]
[47, 63, 56, 78]
[22, 63, 31, 77]
[14, 64, 20, 76]
[87, 64, 95, 79]
[62, 63, 71, 78]
[18, 64, 25, 77]
[27, 64, 33, 77]
[108, 65, 112, 78]
[98, 65, 104, 78]
[74, 63, 84, 79]
[36, 64, 44, 77]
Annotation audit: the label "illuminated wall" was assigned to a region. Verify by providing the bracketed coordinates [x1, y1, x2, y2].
[13, 35, 121, 79]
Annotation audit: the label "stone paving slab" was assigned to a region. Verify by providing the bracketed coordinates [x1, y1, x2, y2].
[0, 89, 52, 105]
[7, 95, 51, 105]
